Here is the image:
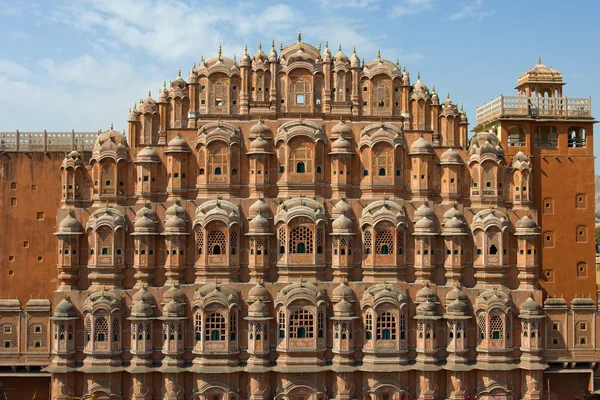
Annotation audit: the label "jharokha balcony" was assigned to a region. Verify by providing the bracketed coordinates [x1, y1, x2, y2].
[476, 95, 592, 126]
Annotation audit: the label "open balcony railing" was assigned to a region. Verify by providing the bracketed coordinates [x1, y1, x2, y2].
[0, 131, 97, 152]
[476, 95, 592, 125]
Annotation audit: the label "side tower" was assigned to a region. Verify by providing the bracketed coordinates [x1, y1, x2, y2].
[474, 59, 595, 302]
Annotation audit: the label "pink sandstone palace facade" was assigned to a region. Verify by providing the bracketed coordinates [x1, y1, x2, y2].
[0, 38, 596, 399]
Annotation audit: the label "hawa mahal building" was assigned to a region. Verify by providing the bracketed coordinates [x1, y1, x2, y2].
[0, 37, 596, 399]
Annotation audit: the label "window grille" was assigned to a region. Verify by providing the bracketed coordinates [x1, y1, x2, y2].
[208, 230, 227, 255]
[95, 317, 108, 342]
[364, 229, 372, 255]
[289, 309, 314, 339]
[376, 229, 394, 255]
[490, 314, 504, 340]
[195, 311, 202, 341]
[28, 323, 47, 349]
[365, 312, 373, 340]
[289, 226, 313, 254]
[376, 312, 396, 340]
[205, 313, 226, 341]
[195, 227, 204, 255]
[229, 227, 238, 255]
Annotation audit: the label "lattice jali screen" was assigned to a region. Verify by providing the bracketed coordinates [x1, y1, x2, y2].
[195, 227, 204, 254]
[478, 314, 487, 340]
[290, 145, 313, 173]
[375, 229, 394, 254]
[0, 322, 17, 349]
[94, 316, 109, 351]
[289, 309, 314, 339]
[316, 226, 324, 252]
[205, 313, 226, 341]
[112, 318, 120, 345]
[373, 147, 392, 175]
[85, 316, 92, 347]
[278, 309, 286, 340]
[289, 226, 313, 254]
[364, 229, 372, 254]
[208, 230, 227, 255]
[397, 230, 405, 254]
[229, 227, 238, 255]
[194, 312, 202, 342]
[278, 226, 286, 252]
[376, 312, 397, 340]
[28, 323, 47, 349]
[490, 314, 504, 339]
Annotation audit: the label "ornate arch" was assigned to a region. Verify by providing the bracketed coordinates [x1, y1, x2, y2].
[275, 120, 326, 145]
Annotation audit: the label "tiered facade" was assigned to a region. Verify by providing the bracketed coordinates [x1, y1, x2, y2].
[0, 40, 596, 399]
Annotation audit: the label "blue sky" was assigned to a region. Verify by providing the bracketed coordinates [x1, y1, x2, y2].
[1, 0, 598, 170]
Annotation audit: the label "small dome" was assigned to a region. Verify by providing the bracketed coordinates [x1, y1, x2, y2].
[249, 198, 270, 218]
[412, 77, 429, 94]
[519, 295, 542, 315]
[163, 299, 184, 316]
[333, 298, 354, 316]
[249, 213, 270, 233]
[248, 299, 269, 316]
[132, 300, 154, 317]
[136, 146, 160, 162]
[166, 201, 186, 219]
[440, 148, 462, 164]
[409, 136, 434, 154]
[479, 140, 497, 156]
[158, 86, 169, 103]
[330, 135, 352, 153]
[332, 199, 352, 216]
[164, 215, 186, 232]
[445, 286, 468, 304]
[333, 46, 349, 64]
[132, 287, 154, 303]
[350, 49, 360, 68]
[162, 286, 185, 305]
[134, 214, 156, 231]
[331, 120, 352, 137]
[445, 216, 464, 229]
[446, 298, 469, 315]
[53, 298, 78, 318]
[249, 136, 270, 152]
[253, 46, 267, 62]
[332, 212, 353, 233]
[415, 203, 434, 219]
[248, 282, 271, 303]
[332, 282, 354, 302]
[516, 215, 538, 230]
[415, 284, 437, 304]
[249, 120, 270, 137]
[67, 149, 82, 160]
[443, 205, 462, 221]
[57, 213, 83, 234]
[166, 135, 191, 153]
[417, 300, 438, 316]
[415, 216, 435, 232]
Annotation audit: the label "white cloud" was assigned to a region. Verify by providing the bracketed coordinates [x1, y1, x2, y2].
[392, 0, 434, 17]
[449, 0, 494, 21]
[320, 0, 380, 10]
[0, 59, 30, 78]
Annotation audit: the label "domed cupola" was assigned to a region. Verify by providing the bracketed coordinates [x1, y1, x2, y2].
[171, 69, 187, 89]
[321, 41, 332, 63]
[133, 206, 158, 234]
[411, 72, 430, 100]
[249, 198, 271, 219]
[248, 282, 271, 303]
[253, 43, 268, 63]
[350, 46, 360, 68]
[249, 119, 271, 139]
[269, 39, 278, 62]
[331, 120, 352, 138]
[52, 297, 79, 320]
[409, 135, 434, 155]
[330, 135, 353, 155]
[240, 45, 251, 67]
[333, 44, 349, 65]
[332, 212, 353, 234]
[158, 81, 169, 104]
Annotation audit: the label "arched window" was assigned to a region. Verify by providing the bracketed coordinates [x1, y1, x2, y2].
[379, 168, 386, 176]
[208, 230, 226, 256]
[489, 244, 498, 255]
[297, 243, 306, 254]
[490, 314, 503, 340]
[290, 309, 314, 339]
[376, 312, 396, 340]
[209, 145, 228, 176]
[214, 167, 222, 175]
[95, 316, 108, 342]
[290, 144, 313, 174]
[381, 245, 389, 254]
[373, 147, 392, 178]
[365, 312, 373, 340]
[296, 161, 306, 173]
[290, 226, 313, 254]
[375, 229, 394, 255]
[205, 312, 226, 341]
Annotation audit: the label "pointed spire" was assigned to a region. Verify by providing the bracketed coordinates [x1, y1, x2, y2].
[338, 43, 342, 52]
[233, 54, 236, 64]
[258, 42, 262, 51]
[362, 57, 365, 67]
[280, 41, 283, 52]
[218, 44, 222, 59]
[317, 42, 321, 53]
[297, 31, 302, 43]
[403, 65, 407, 73]
[538, 56, 541, 64]
[148, 90, 152, 97]
[325, 40, 329, 49]
[377, 49, 381, 62]
[396, 58, 399, 67]
[193, 61, 196, 70]
[447, 91, 451, 99]
[271, 38, 275, 50]
[163, 80, 166, 89]
[110, 122, 114, 130]
[417, 71, 421, 80]
[244, 45, 248, 55]
[177, 68, 181, 77]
